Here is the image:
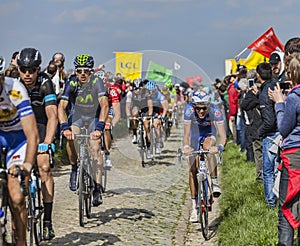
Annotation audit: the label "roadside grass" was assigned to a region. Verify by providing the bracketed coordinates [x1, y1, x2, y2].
[218, 142, 278, 246]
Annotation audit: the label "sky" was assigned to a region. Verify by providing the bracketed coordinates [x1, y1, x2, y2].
[1, 0, 300, 84]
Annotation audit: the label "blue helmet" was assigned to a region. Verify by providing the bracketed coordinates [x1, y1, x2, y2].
[146, 80, 157, 91]
[191, 90, 211, 105]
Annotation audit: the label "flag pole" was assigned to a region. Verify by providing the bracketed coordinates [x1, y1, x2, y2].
[235, 47, 248, 59]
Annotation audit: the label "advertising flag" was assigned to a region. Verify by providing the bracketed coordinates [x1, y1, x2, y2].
[115, 52, 142, 81]
[146, 61, 172, 82]
[247, 27, 284, 57]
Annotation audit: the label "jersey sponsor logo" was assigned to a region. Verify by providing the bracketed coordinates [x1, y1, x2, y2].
[215, 111, 221, 118]
[12, 154, 20, 160]
[76, 94, 93, 104]
[0, 107, 17, 120]
[9, 90, 22, 99]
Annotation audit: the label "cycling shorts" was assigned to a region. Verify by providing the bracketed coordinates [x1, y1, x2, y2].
[0, 130, 27, 169]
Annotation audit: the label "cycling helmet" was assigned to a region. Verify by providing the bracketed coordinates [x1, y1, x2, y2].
[165, 81, 172, 89]
[146, 80, 157, 91]
[73, 54, 94, 68]
[0, 56, 5, 74]
[17, 48, 42, 67]
[191, 90, 211, 105]
[132, 78, 142, 90]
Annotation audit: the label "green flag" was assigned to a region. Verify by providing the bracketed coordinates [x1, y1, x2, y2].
[146, 61, 172, 82]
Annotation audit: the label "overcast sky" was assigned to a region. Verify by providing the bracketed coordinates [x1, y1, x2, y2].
[1, 0, 299, 82]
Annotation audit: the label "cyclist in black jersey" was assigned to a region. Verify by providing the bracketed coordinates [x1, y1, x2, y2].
[0, 56, 39, 245]
[18, 48, 58, 240]
[126, 79, 154, 159]
[58, 54, 108, 207]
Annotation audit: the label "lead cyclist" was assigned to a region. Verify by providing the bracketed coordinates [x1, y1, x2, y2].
[0, 56, 39, 245]
[182, 89, 226, 222]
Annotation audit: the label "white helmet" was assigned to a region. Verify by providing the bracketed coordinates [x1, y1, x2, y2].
[191, 90, 211, 105]
[0, 56, 5, 75]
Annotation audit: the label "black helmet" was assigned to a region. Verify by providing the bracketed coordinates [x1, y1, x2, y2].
[17, 48, 42, 67]
[73, 54, 94, 68]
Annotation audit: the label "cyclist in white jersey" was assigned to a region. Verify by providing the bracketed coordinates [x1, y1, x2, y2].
[0, 56, 39, 245]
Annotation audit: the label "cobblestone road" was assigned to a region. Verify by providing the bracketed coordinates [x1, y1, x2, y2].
[40, 122, 220, 246]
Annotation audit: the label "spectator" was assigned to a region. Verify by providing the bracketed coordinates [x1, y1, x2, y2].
[269, 52, 300, 246]
[227, 74, 239, 142]
[5, 51, 19, 78]
[269, 51, 287, 83]
[257, 62, 279, 208]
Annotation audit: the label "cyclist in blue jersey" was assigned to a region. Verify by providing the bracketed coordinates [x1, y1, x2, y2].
[146, 81, 169, 154]
[58, 54, 109, 207]
[0, 56, 39, 245]
[18, 47, 58, 240]
[182, 89, 226, 222]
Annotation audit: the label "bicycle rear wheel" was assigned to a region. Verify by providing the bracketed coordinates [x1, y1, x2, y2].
[198, 178, 209, 240]
[138, 130, 146, 167]
[101, 155, 107, 193]
[78, 161, 85, 227]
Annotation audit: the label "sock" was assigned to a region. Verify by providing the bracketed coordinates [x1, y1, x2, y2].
[43, 202, 53, 223]
[191, 198, 197, 210]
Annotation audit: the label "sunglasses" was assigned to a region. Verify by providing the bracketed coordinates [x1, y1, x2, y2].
[76, 68, 91, 74]
[19, 66, 38, 74]
[194, 106, 208, 111]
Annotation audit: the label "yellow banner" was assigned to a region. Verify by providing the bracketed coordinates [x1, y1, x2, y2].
[244, 51, 268, 70]
[115, 52, 142, 81]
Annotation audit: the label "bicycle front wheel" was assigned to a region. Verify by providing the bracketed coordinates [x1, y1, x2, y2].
[78, 161, 85, 227]
[198, 178, 209, 240]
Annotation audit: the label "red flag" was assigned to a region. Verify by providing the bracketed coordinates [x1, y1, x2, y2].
[185, 76, 202, 87]
[247, 27, 284, 58]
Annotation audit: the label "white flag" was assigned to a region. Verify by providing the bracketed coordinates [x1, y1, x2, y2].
[174, 61, 181, 70]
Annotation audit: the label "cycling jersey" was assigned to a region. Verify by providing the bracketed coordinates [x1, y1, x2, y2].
[108, 83, 122, 106]
[61, 73, 106, 122]
[0, 77, 34, 168]
[127, 88, 151, 114]
[0, 77, 34, 132]
[184, 102, 224, 150]
[20, 72, 57, 126]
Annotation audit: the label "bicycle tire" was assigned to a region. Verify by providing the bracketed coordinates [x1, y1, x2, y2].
[101, 165, 107, 193]
[33, 171, 43, 245]
[150, 125, 155, 157]
[27, 190, 35, 245]
[198, 178, 209, 240]
[84, 163, 93, 219]
[139, 127, 145, 167]
[1, 182, 14, 245]
[78, 161, 85, 227]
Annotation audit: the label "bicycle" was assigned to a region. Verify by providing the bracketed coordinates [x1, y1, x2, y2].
[178, 147, 223, 240]
[27, 143, 54, 245]
[171, 105, 179, 129]
[100, 132, 107, 193]
[0, 147, 28, 245]
[75, 126, 95, 227]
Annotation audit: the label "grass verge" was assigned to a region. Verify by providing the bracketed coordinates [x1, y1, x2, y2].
[217, 142, 278, 246]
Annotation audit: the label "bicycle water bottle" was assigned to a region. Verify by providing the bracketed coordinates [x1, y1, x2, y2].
[199, 159, 206, 181]
[30, 174, 37, 199]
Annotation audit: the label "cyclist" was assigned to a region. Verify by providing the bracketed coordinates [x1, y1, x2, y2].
[146, 80, 169, 154]
[58, 54, 109, 206]
[103, 72, 123, 168]
[182, 89, 226, 222]
[0, 56, 39, 245]
[161, 81, 178, 128]
[17, 47, 58, 240]
[126, 78, 153, 159]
